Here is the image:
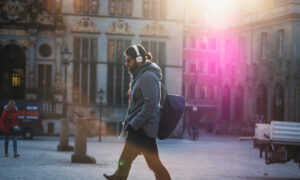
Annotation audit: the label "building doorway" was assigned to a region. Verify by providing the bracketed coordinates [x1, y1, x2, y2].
[256, 84, 267, 122]
[0, 44, 26, 100]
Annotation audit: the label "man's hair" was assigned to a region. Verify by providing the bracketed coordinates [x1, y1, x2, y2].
[124, 44, 152, 62]
[8, 100, 15, 106]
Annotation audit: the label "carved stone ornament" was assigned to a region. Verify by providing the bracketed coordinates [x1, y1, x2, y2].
[72, 17, 100, 34]
[37, 11, 54, 25]
[3, 0, 25, 21]
[18, 40, 29, 49]
[55, 74, 62, 89]
[28, 28, 38, 35]
[140, 22, 168, 38]
[106, 20, 133, 35]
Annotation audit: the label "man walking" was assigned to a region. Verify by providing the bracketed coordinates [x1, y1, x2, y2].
[104, 44, 171, 180]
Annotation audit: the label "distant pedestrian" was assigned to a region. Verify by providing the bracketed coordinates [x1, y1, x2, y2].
[104, 45, 171, 180]
[0, 100, 20, 158]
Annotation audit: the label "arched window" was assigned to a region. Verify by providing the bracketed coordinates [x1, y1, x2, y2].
[106, 39, 132, 105]
[73, 37, 98, 104]
[74, 0, 99, 14]
[141, 40, 166, 83]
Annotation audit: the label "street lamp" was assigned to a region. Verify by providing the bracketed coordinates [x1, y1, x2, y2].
[97, 88, 105, 142]
[61, 45, 72, 118]
[57, 45, 73, 152]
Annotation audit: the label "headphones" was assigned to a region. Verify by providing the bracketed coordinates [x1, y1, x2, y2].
[132, 45, 143, 63]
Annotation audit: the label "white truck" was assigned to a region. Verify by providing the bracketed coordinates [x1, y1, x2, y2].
[253, 121, 300, 168]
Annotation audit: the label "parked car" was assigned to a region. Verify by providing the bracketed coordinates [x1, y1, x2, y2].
[0, 100, 43, 139]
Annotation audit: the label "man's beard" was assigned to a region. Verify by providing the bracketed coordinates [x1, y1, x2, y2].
[128, 62, 139, 74]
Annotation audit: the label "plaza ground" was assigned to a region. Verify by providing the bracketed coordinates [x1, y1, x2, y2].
[0, 132, 300, 180]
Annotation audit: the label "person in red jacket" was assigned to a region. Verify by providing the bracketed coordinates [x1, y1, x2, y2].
[0, 100, 20, 158]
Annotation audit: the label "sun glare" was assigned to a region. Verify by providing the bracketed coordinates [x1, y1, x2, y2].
[202, 0, 239, 28]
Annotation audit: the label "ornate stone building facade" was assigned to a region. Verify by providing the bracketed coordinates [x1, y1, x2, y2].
[0, 0, 184, 135]
[216, 0, 300, 135]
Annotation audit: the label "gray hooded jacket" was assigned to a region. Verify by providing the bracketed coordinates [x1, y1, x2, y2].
[120, 62, 162, 138]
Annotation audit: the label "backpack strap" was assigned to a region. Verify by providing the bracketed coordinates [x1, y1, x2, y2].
[160, 83, 168, 107]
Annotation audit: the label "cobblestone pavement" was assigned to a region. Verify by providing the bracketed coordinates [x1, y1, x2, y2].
[0, 133, 300, 180]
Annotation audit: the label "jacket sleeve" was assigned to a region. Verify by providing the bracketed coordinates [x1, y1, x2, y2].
[130, 72, 160, 130]
[0, 110, 7, 131]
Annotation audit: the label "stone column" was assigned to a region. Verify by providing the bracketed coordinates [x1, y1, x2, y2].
[57, 119, 73, 151]
[28, 36, 36, 77]
[26, 29, 38, 100]
[54, 36, 63, 91]
[267, 88, 273, 123]
[71, 117, 96, 164]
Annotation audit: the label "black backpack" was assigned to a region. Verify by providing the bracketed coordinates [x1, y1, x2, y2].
[158, 87, 185, 140]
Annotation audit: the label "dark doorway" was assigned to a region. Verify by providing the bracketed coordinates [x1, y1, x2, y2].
[272, 83, 284, 121]
[222, 85, 231, 122]
[256, 84, 268, 122]
[0, 44, 26, 100]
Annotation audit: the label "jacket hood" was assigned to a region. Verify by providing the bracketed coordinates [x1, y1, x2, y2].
[4, 105, 18, 111]
[138, 62, 162, 81]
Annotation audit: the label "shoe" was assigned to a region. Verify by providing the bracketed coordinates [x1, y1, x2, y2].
[103, 173, 115, 180]
[14, 154, 19, 158]
[5, 153, 8, 157]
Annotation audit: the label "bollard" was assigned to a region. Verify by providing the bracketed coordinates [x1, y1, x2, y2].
[57, 119, 74, 151]
[71, 117, 96, 164]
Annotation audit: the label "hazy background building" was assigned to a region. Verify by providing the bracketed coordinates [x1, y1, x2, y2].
[216, 0, 300, 135]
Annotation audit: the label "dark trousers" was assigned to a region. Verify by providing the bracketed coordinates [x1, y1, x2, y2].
[4, 133, 17, 154]
[114, 128, 171, 180]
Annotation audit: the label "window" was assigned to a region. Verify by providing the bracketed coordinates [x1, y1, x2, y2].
[141, 41, 166, 82]
[183, 35, 187, 49]
[189, 83, 196, 99]
[199, 36, 207, 50]
[143, 0, 167, 18]
[261, 32, 267, 58]
[208, 85, 217, 100]
[209, 37, 217, 51]
[190, 36, 197, 49]
[198, 61, 205, 74]
[47, 123, 54, 134]
[198, 85, 206, 100]
[73, 37, 97, 104]
[74, 0, 99, 14]
[239, 37, 246, 61]
[12, 73, 21, 87]
[38, 64, 52, 100]
[278, 29, 284, 57]
[107, 39, 131, 105]
[39, 44, 52, 58]
[189, 61, 196, 73]
[109, 0, 132, 16]
[43, 0, 61, 10]
[209, 61, 216, 74]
